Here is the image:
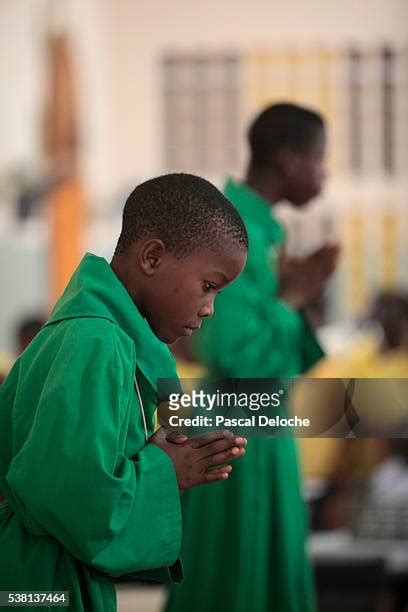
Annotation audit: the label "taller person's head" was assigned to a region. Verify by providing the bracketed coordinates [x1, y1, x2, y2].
[111, 173, 248, 344]
[246, 103, 326, 207]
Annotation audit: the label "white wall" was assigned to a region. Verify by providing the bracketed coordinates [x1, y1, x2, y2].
[0, 0, 407, 353]
[2, 0, 407, 206]
[103, 0, 408, 194]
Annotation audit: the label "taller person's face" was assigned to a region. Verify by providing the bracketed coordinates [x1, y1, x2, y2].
[287, 129, 327, 207]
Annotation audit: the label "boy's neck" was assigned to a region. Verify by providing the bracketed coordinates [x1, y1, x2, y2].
[110, 255, 145, 316]
[244, 165, 283, 206]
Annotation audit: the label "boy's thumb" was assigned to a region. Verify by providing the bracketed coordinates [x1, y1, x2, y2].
[166, 430, 188, 444]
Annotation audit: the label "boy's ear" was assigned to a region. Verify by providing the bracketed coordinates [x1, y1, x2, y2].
[275, 148, 300, 178]
[139, 239, 167, 276]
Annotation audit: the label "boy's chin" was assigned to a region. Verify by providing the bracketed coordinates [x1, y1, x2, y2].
[292, 196, 313, 209]
[153, 326, 179, 345]
[162, 329, 192, 345]
[149, 319, 190, 344]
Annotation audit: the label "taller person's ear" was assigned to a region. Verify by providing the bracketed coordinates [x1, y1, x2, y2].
[275, 148, 300, 179]
[139, 239, 167, 276]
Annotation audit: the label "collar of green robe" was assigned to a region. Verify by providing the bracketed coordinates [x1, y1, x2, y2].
[45, 253, 178, 394]
[224, 178, 286, 245]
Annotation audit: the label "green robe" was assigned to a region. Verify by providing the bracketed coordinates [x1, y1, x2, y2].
[0, 253, 182, 611]
[165, 179, 323, 612]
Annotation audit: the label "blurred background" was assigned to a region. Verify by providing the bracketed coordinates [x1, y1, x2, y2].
[1, 1, 408, 610]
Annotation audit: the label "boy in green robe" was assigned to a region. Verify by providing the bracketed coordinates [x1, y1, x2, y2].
[165, 105, 339, 612]
[0, 174, 248, 611]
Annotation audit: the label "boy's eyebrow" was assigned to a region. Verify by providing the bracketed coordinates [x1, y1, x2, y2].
[210, 271, 229, 284]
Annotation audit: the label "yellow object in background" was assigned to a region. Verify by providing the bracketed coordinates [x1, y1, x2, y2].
[49, 177, 84, 302]
[381, 208, 397, 290]
[299, 331, 408, 480]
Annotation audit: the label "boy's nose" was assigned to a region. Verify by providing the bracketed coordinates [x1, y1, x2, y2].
[199, 300, 214, 319]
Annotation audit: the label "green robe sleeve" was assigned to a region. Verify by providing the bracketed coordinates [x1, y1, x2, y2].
[6, 320, 182, 577]
[197, 221, 323, 377]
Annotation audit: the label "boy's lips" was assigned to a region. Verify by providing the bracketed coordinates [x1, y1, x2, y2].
[182, 324, 201, 335]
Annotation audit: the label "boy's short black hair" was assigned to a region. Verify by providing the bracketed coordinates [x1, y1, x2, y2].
[115, 173, 248, 258]
[248, 103, 325, 168]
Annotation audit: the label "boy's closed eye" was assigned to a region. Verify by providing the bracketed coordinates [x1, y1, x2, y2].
[203, 281, 218, 293]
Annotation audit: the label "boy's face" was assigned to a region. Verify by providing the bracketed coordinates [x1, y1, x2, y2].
[285, 129, 327, 207]
[141, 243, 246, 344]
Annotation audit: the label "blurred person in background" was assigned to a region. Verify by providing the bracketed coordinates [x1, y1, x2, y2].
[165, 103, 339, 612]
[16, 316, 46, 354]
[300, 291, 408, 531]
[0, 315, 46, 384]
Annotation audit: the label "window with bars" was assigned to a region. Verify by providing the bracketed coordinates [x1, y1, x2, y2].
[161, 45, 408, 319]
[162, 53, 241, 174]
[163, 46, 407, 179]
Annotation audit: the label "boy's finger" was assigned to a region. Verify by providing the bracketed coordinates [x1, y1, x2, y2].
[203, 445, 246, 468]
[206, 465, 232, 475]
[202, 467, 233, 484]
[190, 429, 234, 448]
[149, 427, 167, 444]
[196, 436, 247, 461]
[165, 430, 188, 444]
[186, 464, 235, 489]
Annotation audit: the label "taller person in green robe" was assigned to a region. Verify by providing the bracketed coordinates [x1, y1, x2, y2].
[0, 174, 249, 611]
[165, 105, 339, 612]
